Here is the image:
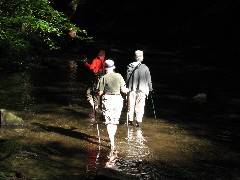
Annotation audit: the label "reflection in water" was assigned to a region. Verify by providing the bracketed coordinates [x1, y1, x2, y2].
[85, 127, 152, 179]
[0, 72, 35, 118]
[21, 73, 35, 114]
[100, 127, 152, 179]
[118, 128, 152, 179]
[68, 60, 78, 107]
[125, 127, 150, 161]
[86, 145, 101, 178]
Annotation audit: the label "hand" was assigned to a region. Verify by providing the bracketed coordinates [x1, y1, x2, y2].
[81, 58, 87, 63]
[98, 91, 103, 96]
[122, 87, 129, 94]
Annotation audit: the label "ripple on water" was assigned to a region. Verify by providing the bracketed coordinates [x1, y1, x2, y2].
[99, 127, 159, 179]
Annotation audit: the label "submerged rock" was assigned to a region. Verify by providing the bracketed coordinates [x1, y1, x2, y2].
[0, 109, 25, 126]
[193, 93, 207, 104]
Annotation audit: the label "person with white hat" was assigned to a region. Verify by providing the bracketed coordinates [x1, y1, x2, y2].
[97, 59, 129, 151]
[125, 50, 153, 128]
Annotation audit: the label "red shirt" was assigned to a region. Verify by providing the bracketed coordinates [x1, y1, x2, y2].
[85, 56, 105, 74]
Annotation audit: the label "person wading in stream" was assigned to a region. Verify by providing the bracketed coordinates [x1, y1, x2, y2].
[82, 50, 106, 122]
[125, 50, 153, 128]
[97, 60, 129, 151]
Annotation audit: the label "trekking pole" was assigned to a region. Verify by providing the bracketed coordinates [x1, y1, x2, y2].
[95, 108, 101, 144]
[94, 102, 101, 145]
[96, 122, 101, 144]
[95, 143, 101, 170]
[126, 93, 129, 126]
[150, 91, 157, 119]
[93, 96, 101, 145]
[125, 93, 131, 139]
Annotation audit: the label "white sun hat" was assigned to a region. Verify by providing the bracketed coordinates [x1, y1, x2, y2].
[105, 59, 116, 69]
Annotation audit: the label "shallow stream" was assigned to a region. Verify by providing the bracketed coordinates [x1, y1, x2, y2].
[1, 48, 240, 179]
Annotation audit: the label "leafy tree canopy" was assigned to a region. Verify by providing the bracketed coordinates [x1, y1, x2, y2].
[0, 0, 92, 68]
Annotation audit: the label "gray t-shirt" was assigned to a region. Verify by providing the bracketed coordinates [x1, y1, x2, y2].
[126, 62, 152, 95]
[97, 72, 126, 94]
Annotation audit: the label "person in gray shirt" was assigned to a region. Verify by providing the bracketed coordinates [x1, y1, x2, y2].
[126, 50, 153, 128]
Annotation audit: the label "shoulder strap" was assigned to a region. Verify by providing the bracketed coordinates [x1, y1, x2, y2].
[126, 63, 141, 86]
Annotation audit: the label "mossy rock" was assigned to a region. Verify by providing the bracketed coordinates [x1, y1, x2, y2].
[0, 109, 25, 126]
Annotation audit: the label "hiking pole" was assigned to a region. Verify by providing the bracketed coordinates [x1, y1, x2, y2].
[95, 108, 101, 144]
[96, 122, 101, 144]
[150, 91, 157, 119]
[125, 93, 131, 139]
[94, 103, 101, 145]
[93, 94, 101, 145]
[126, 93, 129, 126]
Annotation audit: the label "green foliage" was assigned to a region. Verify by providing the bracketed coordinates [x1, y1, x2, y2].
[0, 0, 93, 68]
[0, 172, 7, 180]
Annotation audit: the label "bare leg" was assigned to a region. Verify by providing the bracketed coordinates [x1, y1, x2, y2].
[107, 124, 117, 150]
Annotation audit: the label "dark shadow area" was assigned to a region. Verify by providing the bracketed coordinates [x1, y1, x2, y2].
[62, 107, 89, 118]
[31, 122, 109, 147]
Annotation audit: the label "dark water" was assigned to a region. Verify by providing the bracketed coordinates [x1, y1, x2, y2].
[1, 48, 240, 179]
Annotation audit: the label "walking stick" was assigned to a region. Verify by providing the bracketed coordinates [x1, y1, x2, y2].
[96, 122, 101, 144]
[127, 110, 130, 139]
[94, 99, 101, 145]
[150, 92, 157, 119]
[93, 93, 101, 145]
[126, 93, 129, 126]
[125, 93, 131, 139]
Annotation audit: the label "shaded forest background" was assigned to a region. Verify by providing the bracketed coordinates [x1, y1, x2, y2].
[1, 0, 239, 69]
[55, 0, 239, 56]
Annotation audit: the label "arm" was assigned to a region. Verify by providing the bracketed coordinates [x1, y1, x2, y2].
[97, 76, 104, 96]
[121, 87, 129, 94]
[146, 68, 153, 91]
[85, 58, 101, 74]
[98, 91, 104, 96]
[120, 75, 129, 94]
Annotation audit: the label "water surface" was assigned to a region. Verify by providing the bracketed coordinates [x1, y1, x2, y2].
[1, 49, 240, 179]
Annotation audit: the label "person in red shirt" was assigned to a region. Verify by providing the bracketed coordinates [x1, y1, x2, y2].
[85, 50, 105, 74]
[83, 50, 106, 121]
